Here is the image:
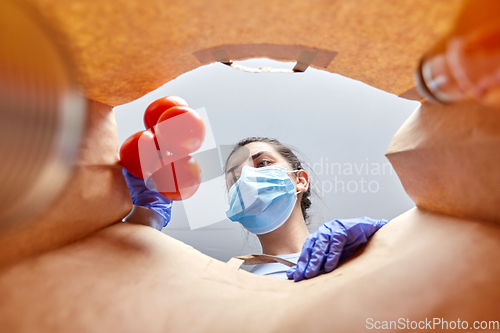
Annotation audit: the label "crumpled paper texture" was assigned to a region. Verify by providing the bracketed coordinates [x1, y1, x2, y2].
[27, 0, 463, 106]
[386, 101, 500, 222]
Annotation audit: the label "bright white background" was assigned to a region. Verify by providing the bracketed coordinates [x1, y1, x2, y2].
[114, 58, 419, 263]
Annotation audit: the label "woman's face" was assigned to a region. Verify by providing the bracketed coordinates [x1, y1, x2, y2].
[225, 141, 294, 190]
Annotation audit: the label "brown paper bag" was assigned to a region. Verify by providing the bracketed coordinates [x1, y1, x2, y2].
[0, 99, 132, 267]
[1, 207, 500, 332]
[25, 0, 463, 105]
[386, 101, 500, 223]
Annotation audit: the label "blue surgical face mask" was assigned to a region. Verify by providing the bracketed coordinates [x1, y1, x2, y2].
[225, 165, 301, 235]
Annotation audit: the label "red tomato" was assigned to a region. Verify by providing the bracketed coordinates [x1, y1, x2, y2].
[119, 130, 160, 179]
[143, 96, 189, 130]
[152, 155, 202, 201]
[155, 106, 206, 155]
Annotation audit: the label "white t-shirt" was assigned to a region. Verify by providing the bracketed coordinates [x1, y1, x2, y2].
[250, 252, 301, 280]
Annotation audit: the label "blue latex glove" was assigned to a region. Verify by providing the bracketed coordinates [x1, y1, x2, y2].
[287, 217, 388, 282]
[122, 168, 173, 229]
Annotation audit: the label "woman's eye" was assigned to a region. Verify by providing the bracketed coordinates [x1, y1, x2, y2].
[257, 159, 272, 167]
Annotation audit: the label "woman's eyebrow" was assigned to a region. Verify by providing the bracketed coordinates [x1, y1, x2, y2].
[225, 150, 272, 174]
[251, 150, 266, 161]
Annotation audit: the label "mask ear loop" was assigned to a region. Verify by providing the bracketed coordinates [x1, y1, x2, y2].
[286, 169, 303, 196]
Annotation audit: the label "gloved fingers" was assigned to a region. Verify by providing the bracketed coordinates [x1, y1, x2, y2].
[303, 225, 333, 279]
[122, 167, 173, 228]
[324, 235, 347, 273]
[122, 167, 133, 178]
[122, 167, 144, 186]
[337, 217, 387, 245]
[377, 219, 389, 229]
[147, 200, 173, 227]
[292, 234, 318, 282]
[358, 217, 387, 232]
[122, 168, 150, 199]
[286, 265, 297, 280]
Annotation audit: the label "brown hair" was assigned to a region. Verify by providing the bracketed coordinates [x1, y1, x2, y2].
[224, 137, 312, 222]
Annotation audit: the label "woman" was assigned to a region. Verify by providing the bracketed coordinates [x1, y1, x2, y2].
[122, 137, 387, 281]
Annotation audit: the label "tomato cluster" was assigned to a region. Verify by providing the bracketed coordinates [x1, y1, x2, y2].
[120, 96, 205, 201]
